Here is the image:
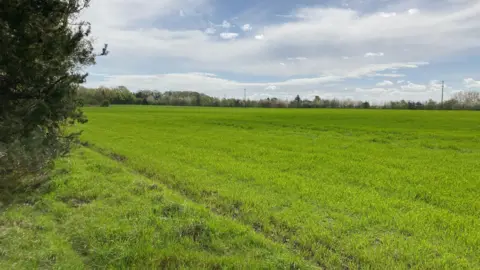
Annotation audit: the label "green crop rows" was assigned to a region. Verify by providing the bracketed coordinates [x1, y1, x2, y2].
[2, 106, 479, 269]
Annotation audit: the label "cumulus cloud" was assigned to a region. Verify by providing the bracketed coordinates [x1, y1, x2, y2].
[87, 62, 428, 95]
[87, 71, 458, 102]
[379, 12, 397, 18]
[408, 9, 419, 15]
[464, 78, 480, 88]
[241, 24, 252, 31]
[401, 82, 427, 92]
[350, 79, 446, 102]
[83, 1, 479, 77]
[219, 32, 239, 40]
[80, 0, 480, 100]
[376, 80, 394, 86]
[86, 72, 335, 100]
[189, 72, 217, 77]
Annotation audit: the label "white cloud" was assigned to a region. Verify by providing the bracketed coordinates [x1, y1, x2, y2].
[280, 62, 286, 66]
[179, 9, 185, 17]
[350, 79, 447, 102]
[242, 24, 252, 31]
[83, 2, 478, 77]
[189, 72, 217, 77]
[397, 80, 405, 84]
[87, 72, 334, 100]
[401, 82, 427, 92]
[287, 57, 307, 61]
[408, 9, 419, 15]
[87, 70, 455, 103]
[464, 78, 480, 88]
[376, 80, 394, 86]
[80, 0, 480, 100]
[379, 12, 397, 18]
[356, 87, 389, 93]
[81, 0, 208, 28]
[204, 28, 216, 35]
[219, 32, 239, 40]
[371, 73, 405, 78]
[427, 80, 444, 92]
[364, 52, 385, 57]
[342, 56, 350, 60]
[87, 62, 427, 95]
[222, 20, 231, 28]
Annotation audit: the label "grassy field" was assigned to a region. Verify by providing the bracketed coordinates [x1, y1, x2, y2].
[2, 106, 479, 269]
[0, 148, 309, 269]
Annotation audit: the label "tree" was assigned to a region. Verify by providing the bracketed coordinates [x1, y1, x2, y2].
[313, 96, 321, 108]
[195, 92, 201, 106]
[361, 101, 371, 109]
[294, 95, 301, 107]
[101, 100, 110, 107]
[425, 99, 437, 110]
[0, 0, 101, 191]
[452, 91, 480, 109]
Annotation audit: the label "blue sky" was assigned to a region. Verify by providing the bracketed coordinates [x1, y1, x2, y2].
[81, 0, 480, 102]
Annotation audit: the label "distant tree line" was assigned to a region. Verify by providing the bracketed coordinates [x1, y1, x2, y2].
[77, 86, 480, 110]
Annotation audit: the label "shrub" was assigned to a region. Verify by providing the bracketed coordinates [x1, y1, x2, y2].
[101, 100, 111, 107]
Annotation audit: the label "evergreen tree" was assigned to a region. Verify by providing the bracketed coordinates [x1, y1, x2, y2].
[0, 0, 104, 191]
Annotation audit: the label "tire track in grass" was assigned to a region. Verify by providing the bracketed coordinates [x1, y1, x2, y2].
[80, 150, 318, 269]
[81, 141, 363, 269]
[0, 147, 319, 269]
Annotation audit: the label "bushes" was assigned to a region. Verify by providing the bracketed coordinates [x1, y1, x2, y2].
[101, 100, 110, 107]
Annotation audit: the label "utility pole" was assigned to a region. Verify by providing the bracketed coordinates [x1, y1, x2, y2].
[244, 88, 246, 108]
[441, 80, 444, 109]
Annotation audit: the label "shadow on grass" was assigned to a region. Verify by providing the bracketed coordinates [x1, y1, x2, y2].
[0, 159, 72, 211]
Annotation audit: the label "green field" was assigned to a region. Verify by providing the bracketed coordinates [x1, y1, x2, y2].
[2, 106, 479, 269]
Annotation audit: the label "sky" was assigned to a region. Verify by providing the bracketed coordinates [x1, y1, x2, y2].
[81, 0, 480, 102]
